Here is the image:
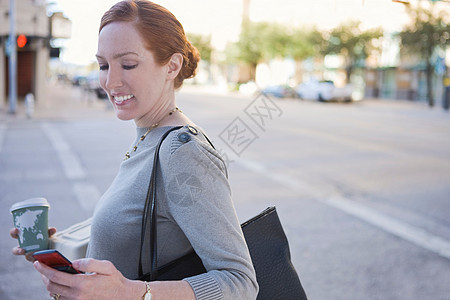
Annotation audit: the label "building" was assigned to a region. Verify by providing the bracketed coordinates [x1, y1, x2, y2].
[0, 0, 70, 110]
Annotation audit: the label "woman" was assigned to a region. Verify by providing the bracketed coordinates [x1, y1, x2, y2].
[10, 1, 258, 299]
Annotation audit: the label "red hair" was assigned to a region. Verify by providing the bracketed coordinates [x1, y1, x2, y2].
[99, 0, 200, 89]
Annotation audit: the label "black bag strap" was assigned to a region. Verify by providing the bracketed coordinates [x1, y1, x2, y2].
[138, 125, 215, 280]
[138, 126, 182, 280]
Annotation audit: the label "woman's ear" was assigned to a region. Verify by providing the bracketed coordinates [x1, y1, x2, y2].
[166, 53, 183, 80]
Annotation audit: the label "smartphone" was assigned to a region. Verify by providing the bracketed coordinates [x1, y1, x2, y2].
[32, 249, 82, 274]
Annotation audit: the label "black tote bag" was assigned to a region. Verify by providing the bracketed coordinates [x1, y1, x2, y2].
[138, 126, 307, 300]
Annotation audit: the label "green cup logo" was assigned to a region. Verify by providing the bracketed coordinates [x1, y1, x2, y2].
[10, 198, 50, 253]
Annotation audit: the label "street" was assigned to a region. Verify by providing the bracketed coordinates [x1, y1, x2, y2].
[1, 83, 449, 300]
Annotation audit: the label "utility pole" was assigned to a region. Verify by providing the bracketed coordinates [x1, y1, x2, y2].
[242, 0, 250, 25]
[8, 0, 17, 114]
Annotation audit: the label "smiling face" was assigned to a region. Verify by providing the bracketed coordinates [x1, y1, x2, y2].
[96, 21, 174, 127]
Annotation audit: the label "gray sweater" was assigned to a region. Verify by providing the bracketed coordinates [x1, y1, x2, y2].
[87, 125, 258, 299]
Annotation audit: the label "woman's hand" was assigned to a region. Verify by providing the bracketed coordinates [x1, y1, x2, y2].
[10, 227, 57, 262]
[34, 258, 143, 300]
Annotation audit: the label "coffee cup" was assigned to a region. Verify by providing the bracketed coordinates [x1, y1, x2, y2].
[10, 198, 50, 252]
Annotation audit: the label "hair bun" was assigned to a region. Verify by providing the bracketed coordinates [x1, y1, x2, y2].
[101, 0, 200, 89]
[177, 41, 200, 87]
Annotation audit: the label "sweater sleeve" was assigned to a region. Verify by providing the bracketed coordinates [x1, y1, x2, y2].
[160, 130, 258, 300]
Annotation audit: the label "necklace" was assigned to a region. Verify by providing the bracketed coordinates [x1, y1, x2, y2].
[124, 107, 182, 160]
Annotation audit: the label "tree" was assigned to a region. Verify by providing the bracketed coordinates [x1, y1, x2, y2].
[398, 4, 450, 107]
[187, 33, 213, 63]
[234, 21, 271, 80]
[262, 23, 292, 60]
[286, 27, 319, 84]
[287, 27, 318, 62]
[319, 21, 383, 82]
[232, 22, 316, 82]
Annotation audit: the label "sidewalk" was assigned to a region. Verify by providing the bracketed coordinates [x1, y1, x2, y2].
[0, 83, 117, 300]
[1, 83, 447, 122]
[1, 83, 114, 122]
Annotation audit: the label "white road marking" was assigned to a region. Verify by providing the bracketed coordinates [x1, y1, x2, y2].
[41, 123, 101, 212]
[238, 159, 450, 260]
[323, 196, 450, 260]
[41, 123, 86, 179]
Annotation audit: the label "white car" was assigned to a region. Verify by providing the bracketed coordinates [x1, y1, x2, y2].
[296, 80, 353, 102]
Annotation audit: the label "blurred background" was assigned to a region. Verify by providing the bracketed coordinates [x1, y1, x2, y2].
[0, 0, 449, 109]
[1, 0, 450, 299]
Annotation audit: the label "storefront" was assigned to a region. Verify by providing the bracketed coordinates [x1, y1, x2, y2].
[0, 1, 69, 110]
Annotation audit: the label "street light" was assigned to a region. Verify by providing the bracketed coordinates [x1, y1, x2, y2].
[8, 0, 17, 114]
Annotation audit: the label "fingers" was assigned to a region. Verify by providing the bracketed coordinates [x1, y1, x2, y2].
[11, 246, 25, 256]
[11, 247, 35, 262]
[36, 259, 126, 300]
[25, 251, 37, 262]
[11, 228, 34, 261]
[10, 228, 28, 258]
[48, 227, 57, 237]
[11, 227, 57, 261]
[73, 258, 116, 275]
[10, 227, 19, 239]
[37, 264, 72, 299]
[34, 261, 75, 286]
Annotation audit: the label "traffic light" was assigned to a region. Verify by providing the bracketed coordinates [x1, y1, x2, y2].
[17, 34, 27, 48]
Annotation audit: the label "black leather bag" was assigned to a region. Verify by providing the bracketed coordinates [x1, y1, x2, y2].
[138, 126, 307, 300]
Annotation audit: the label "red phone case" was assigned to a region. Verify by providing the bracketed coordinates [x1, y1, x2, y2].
[33, 250, 82, 274]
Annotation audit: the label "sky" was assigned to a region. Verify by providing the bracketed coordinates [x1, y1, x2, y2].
[50, 0, 420, 66]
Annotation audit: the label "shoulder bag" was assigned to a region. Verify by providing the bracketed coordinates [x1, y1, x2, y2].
[138, 126, 307, 300]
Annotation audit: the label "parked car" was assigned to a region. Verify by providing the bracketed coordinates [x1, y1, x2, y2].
[261, 85, 298, 99]
[296, 80, 353, 102]
[86, 72, 108, 99]
[71, 75, 87, 86]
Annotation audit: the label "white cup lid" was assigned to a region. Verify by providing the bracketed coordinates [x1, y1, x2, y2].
[10, 197, 50, 213]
